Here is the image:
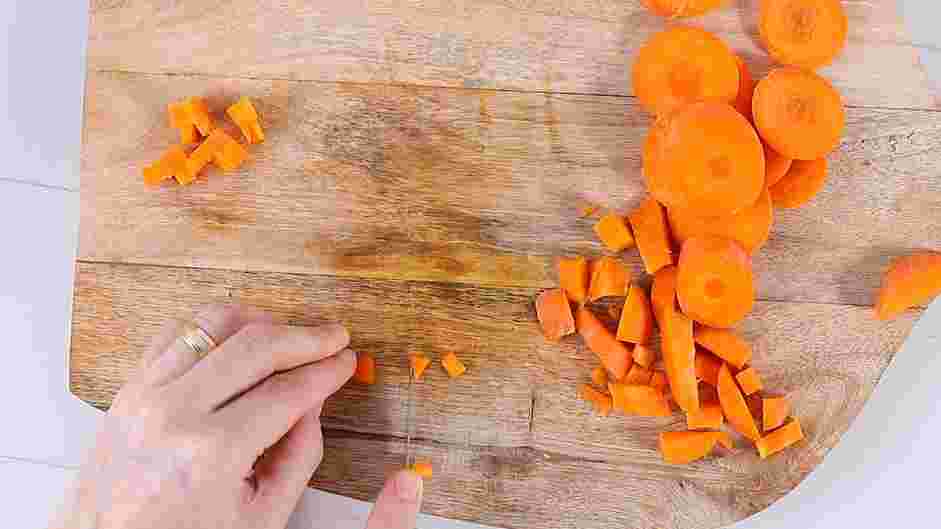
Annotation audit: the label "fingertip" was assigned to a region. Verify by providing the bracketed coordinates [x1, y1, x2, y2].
[317, 322, 351, 354]
[393, 470, 424, 502]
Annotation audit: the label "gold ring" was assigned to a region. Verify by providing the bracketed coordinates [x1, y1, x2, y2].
[179, 321, 217, 359]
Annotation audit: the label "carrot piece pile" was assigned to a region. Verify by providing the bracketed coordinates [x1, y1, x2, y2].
[593, 212, 635, 252]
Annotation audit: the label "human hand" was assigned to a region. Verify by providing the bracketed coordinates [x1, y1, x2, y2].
[53, 305, 423, 529]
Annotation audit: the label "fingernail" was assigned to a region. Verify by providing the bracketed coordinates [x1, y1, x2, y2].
[395, 470, 423, 502]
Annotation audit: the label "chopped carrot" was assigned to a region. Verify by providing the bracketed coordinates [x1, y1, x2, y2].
[623, 364, 653, 386]
[667, 189, 773, 254]
[632, 26, 740, 116]
[588, 256, 629, 301]
[353, 353, 376, 385]
[717, 363, 760, 441]
[593, 212, 635, 252]
[558, 257, 590, 304]
[608, 383, 672, 417]
[756, 418, 805, 459]
[659, 431, 726, 464]
[579, 384, 613, 416]
[694, 326, 753, 369]
[591, 366, 609, 388]
[579, 203, 600, 218]
[575, 307, 632, 381]
[769, 158, 828, 209]
[677, 236, 755, 328]
[440, 352, 467, 378]
[632, 343, 657, 369]
[687, 400, 724, 430]
[759, 0, 847, 70]
[753, 67, 845, 161]
[651, 265, 679, 326]
[736, 367, 764, 396]
[641, 0, 727, 17]
[409, 353, 431, 380]
[715, 431, 734, 451]
[660, 310, 699, 414]
[410, 462, 434, 478]
[644, 102, 764, 217]
[628, 197, 673, 275]
[226, 96, 265, 144]
[763, 143, 793, 188]
[617, 285, 654, 344]
[733, 56, 755, 120]
[763, 396, 791, 431]
[535, 289, 576, 342]
[874, 252, 941, 320]
[168, 102, 200, 144]
[694, 350, 722, 386]
[143, 145, 188, 186]
[184, 97, 214, 136]
[182, 129, 228, 184]
[649, 370, 669, 394]
[212, 129, 250, 172]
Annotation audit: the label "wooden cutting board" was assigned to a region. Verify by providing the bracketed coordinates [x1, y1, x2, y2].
[72, 2, 941, 528]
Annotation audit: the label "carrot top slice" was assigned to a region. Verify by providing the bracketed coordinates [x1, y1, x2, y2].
[759, 0, 847, 70]
[874, 252, 941, 320]
[575, 307, 632, 381]
[769, 158, 828, 209]
[717, 363, 760, 441]
[668, 189, 773, 254]
[677, 236, 755, 328]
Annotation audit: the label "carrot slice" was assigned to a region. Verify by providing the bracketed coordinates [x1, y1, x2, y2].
[641, 0, 727, 17]
[694, 350, 722, 386]
[143, 145, 188, 186]
[677, 236, 755, 328]
[617, 285, 655, 344]
[717, 363, 760, 441]
[763, 396, 791, 431]
[593, 212, 635, 252]
[651, 265, 679, 326]
[168, 102, 200, 144]
[623, 364, 654, 386]
[212, 130, 250, 172]
[588, 256, 630, 301]
[759, 0, 847, 70]
[632, 26, 740, 116]
[874, 252, 941, 320]
[753, 67, 845, 161]
[660, 310, 699, 414]
[410, 462, 434, 478]
[628, 197, 673, 274]
[733, 56, 755, 120]
[769, 158, 828, 209]
[687, 400, 724, 430]
[756, 419, 805, 459]
[353, 353, 376, 384]
[579, 384, 613, 416]
[736, 367, 764, 396]
[694, 326, 753, 369]
[763, 143, 793, 188]
[575, 307, 632, 381]
[591, 366, 609, 388]
[226, 96, 266, 144]
[410, 353, 431, 380]
[558, 257, 590, 304]
[441, 352, 467, 378]
[667, 189, 773, 254]
[659, 431, 725, 464]
[644, 102, 764, 217]
[535, 289, 576, 342]
[609, 383, 673, 417]
[632, 343, 657, 369]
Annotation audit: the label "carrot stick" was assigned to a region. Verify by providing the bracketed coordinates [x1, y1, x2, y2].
[660, 310, 700, 414]
[677, 236, 755, 328]
[579, 384, 613, 416]
[617, 284, 655, 344]
[693, 326, 753, 369]
[769, 158, 828, 209]
[735, 367, 764, 396]
[410, 462, 434, 478]
[694, 350, 722, 386]
[629, 197, 674, 275]
[575, 307, 632, 381]
[593, 212, 635, 252]
[651, 265, 679, 327]
[756, 419, 804, 459]
[535, 289, 576, 342]
[440, 352, 467, 378]
[659, 431, 725, 464]
[874, 252, 941, 320]
[759, 0, 847, 70]
[687, 400, 724, 430]
[410, 353, 431, 380]
[353, 353, 376, 385]
[717, 363, 760, 441]
[667, 189, 773, 254]
[558, 257, 590, 304]
[763, 396, 791, 432]
[609, 383, 673, 417]
[632, 343, 657, 369]
[143, 145, 189, 186]
[588, 256, 630, 301]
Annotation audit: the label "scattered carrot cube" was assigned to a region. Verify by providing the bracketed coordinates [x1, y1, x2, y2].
[409, 353, 431, 380]
[410, 462, 433, 478]
[353, 353, 376, 385]
[593, 212, 635, 252]
[632, 343, 657, 369]
[213, 130, 250, 171]
[441, 352, 467, 378]
[558, 257, 590, 304]
[735, 367, 764, 396]
[694, 350, 722, 387]
[687, 400, 724, 430]
[579, 384, 613, 416]
[763, 396, 791, 431]
[591, 366, 608, 388]
[659, 431, 727, 465]
[588, 257, 629, 301]
[227, 96, 265, 144]
[535, 289, 576, 342]
[143, 145, 188, 186]
[629, 196, 673, 274]
[756, 418, 804, 459]
[617, 284, 654, 344]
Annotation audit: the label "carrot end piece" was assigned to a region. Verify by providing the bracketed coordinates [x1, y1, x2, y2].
[441, 352, 467, 378]
[409, 353, 432, 380]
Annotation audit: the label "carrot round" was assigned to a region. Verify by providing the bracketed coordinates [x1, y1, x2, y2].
[763, 396, 791, 432]
[609, 383, 673, 417]
[759, 0, 847, 70]
[733, 56, 755, 120]
[660, 310, 699, 414]
[769, 158, 828, 209]
[576, 307, 632, 381]
[763, 143, 793, 188]
[668, 189, 773, 254]
[353, 353, 376, 385]
[659, 431, 725, 464]
[651, 265, 679, 326]
[641, 0, 728, 17]
[687, 400, 724, 430]
[644, 102, 764, 217]
[628, 197, 674, 275]
[874, 252, 941, 320]
[588, 257, 630, 301]
[694, 326, 753, 369]
[756, 418, 804, 459]
[677, 236, 755, 328]
[558, 257, 590, 304]
[717, 363, 760, 441]
[632, 26, 740, 116]
[617, 284, 655, 344]
[753, 67, 845, 161]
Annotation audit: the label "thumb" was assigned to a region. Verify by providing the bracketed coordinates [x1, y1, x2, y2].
[365, 470, 424, 529]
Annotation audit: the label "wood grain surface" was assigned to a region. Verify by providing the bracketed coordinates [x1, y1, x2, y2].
[73, 1, 941, 528]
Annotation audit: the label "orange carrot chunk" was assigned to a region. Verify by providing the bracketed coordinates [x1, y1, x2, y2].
[759, 0, 847, 70]
[649, 370, 669, 394]
[717, 363, 760, 441]
[632, 26, 740, 116]
[629, 197, 673, 275]
[687, 400, 724, 430]
[874, 252, 941, 320]
[591, 366, 609, 388]
[623, 364, 654, 386]
[659, 431, 725, 464]
[182, 129, 228, 184]
[593, 212, 635, 252]
[736, 367, 764, 396]
[661, 310, 700, 414]
[769, 158, 828, 209]
[579, 384, 613, 416]
[558, 257, 590, 304]
[588, 256, 630, 301]
[609, 383, 673, 417]
[535, 289, 576, 342]
[694, 326, 753, 369]
[733, 56, 755, 120]
[667, 189, 773, 254]
[753, 67, 845, 161]
[353, 353, 376, 385]
[644, 102, 765, 217]
[441, 352, 467, 378]
[617, 285, 655, 344]
[212, 130, 250, 172]
[694, 350, 722, 386]
[763, 143, 793, 188]
[651, 265, 679, 326]
[168, 102, 200, 145]
[632, 343, 657, 369]
[756, 418, 805, 459]
[410, 462, 434, 478]
[410, 353, 431, 380]
[576, 307, 632, 381]
[226, 96, 265, 144]
[677, 236, 755, 328]
[763, 396, 791, 432]
[641, 0, 727, 17]
[143, 145, 188, 186]
[715, 431, 735, 450]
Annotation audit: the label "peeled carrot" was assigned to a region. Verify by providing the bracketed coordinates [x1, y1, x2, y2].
[651, 265, 679, 326]
[644, 102, 764, 217]
[659, 431, 726, 464]
[576, 307, 632, 381]
[591, 366, 609, 388]
[660, 310, 699, 414]
[558, 257, 590, 304]
[763, 143, 793, 188]
[579, 384, 613, 416]
[763, 396, 791, 431]
[667, 189, 773, 254]
[628, 197, 673, 275]
[168, 102, 200, 144]
[226, 96, 265, 144]
[353, 353, 376, 385]
[717, 363, 760, 441]
[641, 0, 727, 17]
[623, 364, 654, 386]
[410, 353, 431, 380]
[143, 145, 188, 186]
[609, 383, 672, 417]
[410, 462, 434, 478]
[687, 400, 724, 430]
[588, 256, 630, 301]
[649, 370, 669, 394]
[535, 289, 576, 342]
[753, 67, 845, 161]
[632, 343, 657, 369]
[874, 252, 941, 320]
[617, 285, 654, 344]
[694, 350, 722, 386]
[593, 212, 635, 252]
[632, 26, 740, 116]
[441, 352, 467, 378]
[769, 158, 828, 209]
[756, 418, 804, 459]
[759, 0, 847, 70]
[694, 326, 753, 369]
[736, 367, 764, 396]
[677, 236, 755, 328]
[733, 56, 755, 120]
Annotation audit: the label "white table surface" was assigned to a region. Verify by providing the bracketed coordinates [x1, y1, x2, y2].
[2, 1, 939, 527]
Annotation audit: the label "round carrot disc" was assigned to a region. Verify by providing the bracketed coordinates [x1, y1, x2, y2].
[632, 26, 740, 116]
[677, 236, 755, 328]
[769, 157, 828, 209]
[644, 102, 765, 216]
[642, 0, 728, 18]
[752, 67, 845, 160]
[668, 189, 773, 254]
[759, 0, 848, 70]
[733, 56, 755, 120]
[763, 143, 793, 188]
